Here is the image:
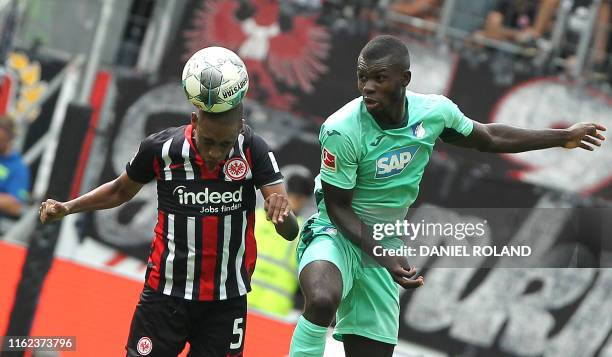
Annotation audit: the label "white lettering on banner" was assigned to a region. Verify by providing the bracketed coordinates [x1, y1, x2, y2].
[491, 79, 612, 193]
[544, 269, 612, 357]
[403, 196, 612, 356]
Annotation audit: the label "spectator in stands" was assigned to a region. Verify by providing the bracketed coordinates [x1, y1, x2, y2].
[564, 0, 611, 77]
[389, 0, 442, 34]
[592, 0, 610, 67]
[0, 116, 29, 218]
[477, 0, 559, 45]
[449, 0, 498, 33]
[390, 0, 441, 21]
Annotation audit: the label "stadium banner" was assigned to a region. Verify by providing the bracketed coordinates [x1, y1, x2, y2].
[156, 0, 612, 200]
[399, 267, 612, 357]
[63, 1, 612, 355]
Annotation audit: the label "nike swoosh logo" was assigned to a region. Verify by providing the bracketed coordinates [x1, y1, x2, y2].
[327, 130, 341, 137]
[169, 163, 184, 169]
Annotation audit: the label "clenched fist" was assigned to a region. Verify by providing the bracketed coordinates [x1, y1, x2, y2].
[39, 199, 70, 224]
[381, 255, 424, 289]
[264, 193, 291, 225]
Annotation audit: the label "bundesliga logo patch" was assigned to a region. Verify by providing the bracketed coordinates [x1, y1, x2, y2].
[224, 157, 248, 180]
[322, 148, 336, 172]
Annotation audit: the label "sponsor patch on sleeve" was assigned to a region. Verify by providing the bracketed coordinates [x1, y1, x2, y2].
[322, 147, 336, 172]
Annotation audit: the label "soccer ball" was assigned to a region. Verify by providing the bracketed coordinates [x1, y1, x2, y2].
[182, 47, 249, 113]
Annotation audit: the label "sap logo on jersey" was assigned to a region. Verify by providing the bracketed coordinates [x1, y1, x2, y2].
[173, 186, 243, 205]
[375, 146, 419, 179]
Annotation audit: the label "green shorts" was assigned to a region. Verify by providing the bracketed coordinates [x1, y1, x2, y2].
[296, 221, 400, 345]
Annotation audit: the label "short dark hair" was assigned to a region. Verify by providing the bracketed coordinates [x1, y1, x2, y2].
[287, 172, 314, 197]
[198, 102, 244, 124]
[0, 115, 15, 139]
[360, 35, 410, 70]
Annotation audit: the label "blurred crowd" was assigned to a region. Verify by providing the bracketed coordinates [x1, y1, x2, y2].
[290, 0, 611, 83]
[391, 0, 610, 77]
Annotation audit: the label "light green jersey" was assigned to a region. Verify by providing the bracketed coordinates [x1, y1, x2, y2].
[314, 91, 473, 227]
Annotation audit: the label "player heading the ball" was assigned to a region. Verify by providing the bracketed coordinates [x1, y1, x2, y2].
[40, 47, 298, 356]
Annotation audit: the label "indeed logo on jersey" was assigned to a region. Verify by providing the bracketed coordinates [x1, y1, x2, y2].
[173, 186, 243, 205]
[375, 146, 420, 179]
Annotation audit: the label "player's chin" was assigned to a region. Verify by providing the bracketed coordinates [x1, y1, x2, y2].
[364, 104, 383, 115]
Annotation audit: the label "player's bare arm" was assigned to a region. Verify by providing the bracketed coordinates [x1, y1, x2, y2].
[0, 193, 23, 217]
[322, 181, 423, 289]
[39, 172, 145, 224]
[449, 121, 606, 153]
[260, 182, 299, 241]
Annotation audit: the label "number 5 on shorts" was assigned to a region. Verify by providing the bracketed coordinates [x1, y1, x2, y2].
[230, 317, 244, 349]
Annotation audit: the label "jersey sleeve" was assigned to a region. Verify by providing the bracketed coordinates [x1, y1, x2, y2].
[6, 160, 29, 203]
[125, 135, 157, 184]
[319, 123, 359, 190]
[438, 96, 474, 143]
[250, 133, 283, 188]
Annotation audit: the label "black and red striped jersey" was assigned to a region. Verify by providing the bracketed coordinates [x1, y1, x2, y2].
[126, 123, 283, 301]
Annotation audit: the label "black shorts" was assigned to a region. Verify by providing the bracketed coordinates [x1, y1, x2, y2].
[126, 285, 246, 357]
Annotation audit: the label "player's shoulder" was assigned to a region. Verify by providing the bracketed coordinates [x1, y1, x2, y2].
[241, 124, 273, 154]
[408, 91, 458, 122]
[322, 97, 363, 135]
[141, 125, 187, 149]
[407, 91, 453, 109]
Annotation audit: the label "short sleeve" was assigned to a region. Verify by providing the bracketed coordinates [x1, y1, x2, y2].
[6, 161, 29, 203]
[126, 136, 157, 184]
[319, 124, 359, 190]
[251, 134, 283, 188]
[438, 97, 474, 143]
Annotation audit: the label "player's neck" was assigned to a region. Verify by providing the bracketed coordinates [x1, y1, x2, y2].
[374, 99, 407, 130]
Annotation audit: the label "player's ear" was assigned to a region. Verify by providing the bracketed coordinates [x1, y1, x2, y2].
[402, 70, 411, 87]
[191, 112, 198, 128]
[240, 118, 245, 133]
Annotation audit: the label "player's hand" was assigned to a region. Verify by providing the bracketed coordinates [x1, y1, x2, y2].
[382, 255, 424, 289]
[563, 123, 606, 150]
[39, 199, 70, 224]
[264, 193, 291, 225]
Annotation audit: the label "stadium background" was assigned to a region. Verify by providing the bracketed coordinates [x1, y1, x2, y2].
[0, 0, 611, 356]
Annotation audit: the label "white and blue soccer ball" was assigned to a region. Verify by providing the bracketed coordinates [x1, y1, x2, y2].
[182, 46, 249, 113]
